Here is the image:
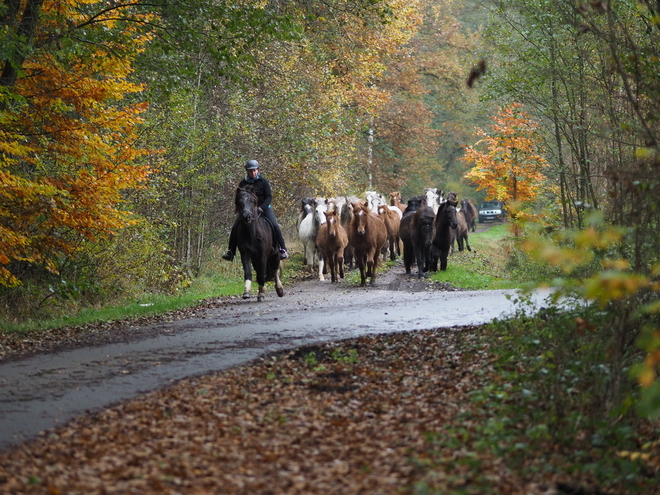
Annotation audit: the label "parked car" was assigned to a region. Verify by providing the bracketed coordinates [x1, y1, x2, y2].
[478, 200, 507, 223]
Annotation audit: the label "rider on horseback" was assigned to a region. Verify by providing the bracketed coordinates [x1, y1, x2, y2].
[222, 159, 289, 261]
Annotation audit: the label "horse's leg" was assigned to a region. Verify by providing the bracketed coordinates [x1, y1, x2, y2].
[440, 248, 448, 271]
[403, 242, 413, 274]
[368, 248, 379, 284]
[465, 234, 471, 252]
[255, 257, 267, 302]
[318, 250, 325, 281]
[414, 245, 425, 279]
[356, 254, 367, 286]
[275, 264, 284, 297]
[338, 252, 345, 280]
[241, 253, 252, 299]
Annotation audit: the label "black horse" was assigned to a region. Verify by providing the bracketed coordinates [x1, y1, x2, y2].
[399, 195, 427, 275]
[409, 205, 436, 279]
[234, 186, 284, 301]
[432, 199, 458, 271]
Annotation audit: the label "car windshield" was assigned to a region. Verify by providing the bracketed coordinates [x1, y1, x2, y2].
[481, 201, 501, 209]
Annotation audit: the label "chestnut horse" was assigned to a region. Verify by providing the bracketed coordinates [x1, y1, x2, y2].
[432, 198, 458, 271]
[348, 202, 387, 286]
[316, 209, 349, 283]
[377, 203, 401, 261]
[234, 186, 284, 301]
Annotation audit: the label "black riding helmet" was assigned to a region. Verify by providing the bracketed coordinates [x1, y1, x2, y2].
[245, 159, 259, 170]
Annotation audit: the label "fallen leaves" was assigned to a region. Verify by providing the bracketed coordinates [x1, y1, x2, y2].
[0, 326, 657, 494]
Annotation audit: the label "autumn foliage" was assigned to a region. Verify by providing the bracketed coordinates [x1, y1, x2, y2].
[0, 1, 153, 287]
[462, 102, 550, 204]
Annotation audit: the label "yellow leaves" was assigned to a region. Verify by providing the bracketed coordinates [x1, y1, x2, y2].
[0, 1, 154, 286]
[583, 271, 649, 304]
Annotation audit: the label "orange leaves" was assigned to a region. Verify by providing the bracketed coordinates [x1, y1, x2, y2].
[462, 103, 550, 204]
[0, 1, 153, 286]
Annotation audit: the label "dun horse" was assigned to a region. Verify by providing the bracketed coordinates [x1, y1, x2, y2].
[348, 202, 387, 286]
[377, 203, 401, 261]
[461, 198, 478, 232]
[451, 209, 471, 253]
[316, 209, 349, 283]
[233, 186, 284, 301]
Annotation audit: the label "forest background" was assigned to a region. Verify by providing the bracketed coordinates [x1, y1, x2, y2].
[1, 0, 660, 423]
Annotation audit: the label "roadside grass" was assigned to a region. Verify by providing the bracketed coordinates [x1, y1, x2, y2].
[431, 222, 523, 290]
[1, 223, 520, 334]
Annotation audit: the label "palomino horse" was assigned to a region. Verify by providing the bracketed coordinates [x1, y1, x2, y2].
[316, 209, 349, 283]
[298, 198, 328, 277]
[377, 203, 401, 261]
[348, 201, 387, 286]
[233, 186, 284, 301]
[432, 198, 458, 271]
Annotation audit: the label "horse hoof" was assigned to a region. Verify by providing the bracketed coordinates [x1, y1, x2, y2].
[257, 295, 265, 302]
[242, 292, 250, 299]
[276, 287, 284, 297]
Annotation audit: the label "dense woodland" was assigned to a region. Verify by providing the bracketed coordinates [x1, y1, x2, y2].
[1, 0, 660, 421]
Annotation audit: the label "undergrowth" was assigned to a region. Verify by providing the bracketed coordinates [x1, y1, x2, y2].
[449, 295, 660, 493]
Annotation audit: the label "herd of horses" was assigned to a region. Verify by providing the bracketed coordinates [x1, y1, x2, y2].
[231, 185, 479, 301]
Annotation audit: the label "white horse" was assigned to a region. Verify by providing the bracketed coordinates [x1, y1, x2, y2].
[424, 187, 444, 214]
[298, 198, 328, 277]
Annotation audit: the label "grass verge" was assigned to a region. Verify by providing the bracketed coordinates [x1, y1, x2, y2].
[431, 222, 522, 290]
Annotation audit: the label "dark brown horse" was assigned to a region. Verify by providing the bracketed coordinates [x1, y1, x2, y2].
[316, 209, 349, 283]
[432, 199, 458, 271]
[399, 195, 428, 275]
[347, 201, 387, 286]
[234, 186, 284, 301]
[408, 205, 436, 279]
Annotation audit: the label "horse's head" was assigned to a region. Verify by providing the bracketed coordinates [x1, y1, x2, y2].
[416, 206, 436, 247]
[324, 209, 339, 237]
[351, 201, 369, 236]
[377, 204, 387, 216]
[314, 201, 328, 226]
[235, 186, 259, 223]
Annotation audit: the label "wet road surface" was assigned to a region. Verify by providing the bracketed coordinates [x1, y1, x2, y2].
[0, 272, 553, 452]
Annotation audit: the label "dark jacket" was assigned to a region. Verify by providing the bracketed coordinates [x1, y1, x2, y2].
[239, 174, 272, 209]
